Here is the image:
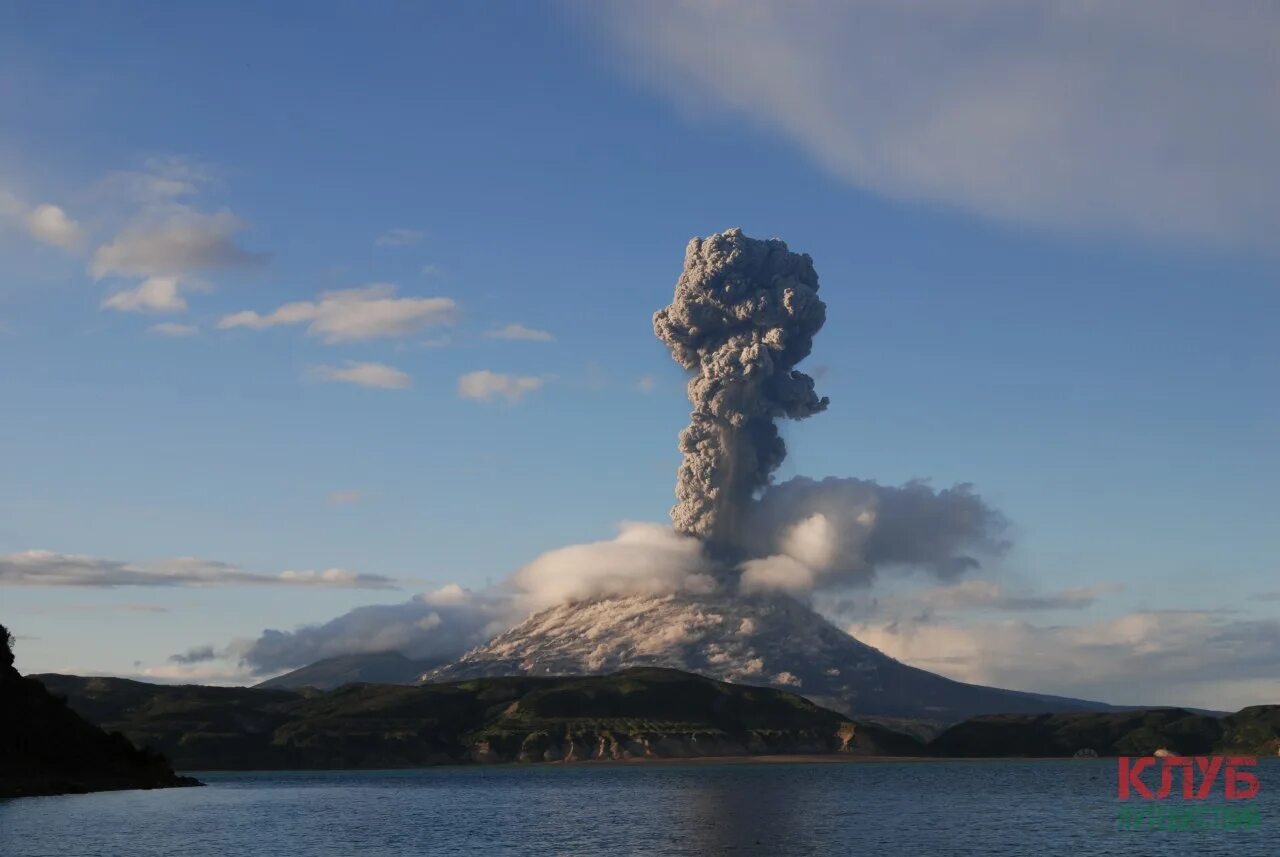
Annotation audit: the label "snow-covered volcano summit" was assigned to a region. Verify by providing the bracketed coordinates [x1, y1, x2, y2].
[421, 592, 1110, 721]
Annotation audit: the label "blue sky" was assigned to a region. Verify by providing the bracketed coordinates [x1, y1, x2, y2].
[2, 2, 1277, 708]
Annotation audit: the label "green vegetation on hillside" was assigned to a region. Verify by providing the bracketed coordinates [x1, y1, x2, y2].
[37, 667, 920, 770]
[930, 707, 1280, 758]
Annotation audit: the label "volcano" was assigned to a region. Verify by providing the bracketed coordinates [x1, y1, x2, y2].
[421, 592, 1114, 722]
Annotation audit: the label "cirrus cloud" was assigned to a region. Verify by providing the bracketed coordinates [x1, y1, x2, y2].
[0, 549, 397, 589]
[585, 0, 1280, 248]
[458, 370, 545, 404]
[483, 322, 555, 342]
[309, 361, 412, 390]
[220, 284, 456, 343]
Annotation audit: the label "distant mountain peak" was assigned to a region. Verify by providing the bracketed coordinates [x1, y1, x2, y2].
[256, 651, 443, 691]
[423, 591, 1115, 721]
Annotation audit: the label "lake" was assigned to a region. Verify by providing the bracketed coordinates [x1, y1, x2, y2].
[1, 760, 1274, 856]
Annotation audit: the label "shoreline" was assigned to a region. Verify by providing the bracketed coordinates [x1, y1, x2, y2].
[184, 754, 1115, 776]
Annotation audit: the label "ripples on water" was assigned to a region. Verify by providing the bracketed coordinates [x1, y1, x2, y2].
[1, 760, 1275, 856]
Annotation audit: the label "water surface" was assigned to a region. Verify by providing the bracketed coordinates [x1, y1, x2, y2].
[2, 760, 1274, 856]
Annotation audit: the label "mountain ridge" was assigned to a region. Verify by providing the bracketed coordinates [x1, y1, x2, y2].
[421, 592, 1122, 721]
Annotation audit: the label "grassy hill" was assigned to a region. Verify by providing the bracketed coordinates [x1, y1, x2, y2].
[32, 665, 1278, 770]
[930, 706, 1280, 757]
[36, 667, 922, 770]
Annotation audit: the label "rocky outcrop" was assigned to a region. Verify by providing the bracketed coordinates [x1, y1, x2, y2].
[0, 622, 200, 799]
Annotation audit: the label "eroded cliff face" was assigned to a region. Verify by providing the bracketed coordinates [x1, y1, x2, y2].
[0, 622, 200, 799]
[468, 725, 857, 764]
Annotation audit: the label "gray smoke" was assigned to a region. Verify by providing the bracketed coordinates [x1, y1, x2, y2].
[654, 228, 828, 547]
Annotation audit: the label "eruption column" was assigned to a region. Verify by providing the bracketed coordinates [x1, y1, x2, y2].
[654, 228, 829, 549]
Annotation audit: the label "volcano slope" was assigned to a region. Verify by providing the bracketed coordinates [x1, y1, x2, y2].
[421, 592, 1115, 722]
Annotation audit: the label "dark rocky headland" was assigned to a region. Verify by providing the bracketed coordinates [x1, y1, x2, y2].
[0, 623, 199, 799]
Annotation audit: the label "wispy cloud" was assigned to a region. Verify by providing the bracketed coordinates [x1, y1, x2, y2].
[458, 370, 545, 404]
[326, 489, 365, 507]
[0, 550, 397, 589]
[866, 579, 1125, 616]
[587, 1, 1280, 248]
[310, 361, 412, 390]
[220, 284, 455, 343]
[169, 645, 217, 664]
[848, 609, 1280, 710]
[148, 321, 198, 337]
[102, 276, 188, 314]
[89, 187, 263, 314]
[375, 228, 424, 247]
[92, 207, 261, 280]
[635, 374, 657, 393]
[483, 322, 555, 342]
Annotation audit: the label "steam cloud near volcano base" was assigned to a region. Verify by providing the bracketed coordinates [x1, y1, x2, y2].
[235, 479, 1004, 675]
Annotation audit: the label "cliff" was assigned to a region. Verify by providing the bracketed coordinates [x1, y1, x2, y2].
[0, 623, 199, 799]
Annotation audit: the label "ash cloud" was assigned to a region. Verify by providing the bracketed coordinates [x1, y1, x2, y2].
[169, 645, 217, 664]
[654, 228, 828, 547]
[655, 229, 1005, 593]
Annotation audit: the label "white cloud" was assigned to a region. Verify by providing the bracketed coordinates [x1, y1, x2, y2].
[483, 322, 555, 342]
[512, 522, 717, 612]
[102, 276, 187, 314]
[310, 361, 412, 390]
[0, 550, 396, 589]
[220, 284, 456, 343]
[375, 228, 424, 247]
[25, 203, 84, 250]
[139, 661, 261, 685]
[587, 1, 1280, 247]
[739, 554, 816, 595]
[458, 369, 544, 404]
[235, 584, 509, 674]
[148, 321, 198, 337]
[0, 190, 83, 251]
[848, 609, 1280, 710]
[91, 207, 259, 279]
[326, 489, 365, 507]
[96, 156, 216, 204]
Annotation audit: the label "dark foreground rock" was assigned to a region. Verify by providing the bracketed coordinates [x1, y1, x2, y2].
[37, 667, 922, 770]
[0, 623, 200, 799]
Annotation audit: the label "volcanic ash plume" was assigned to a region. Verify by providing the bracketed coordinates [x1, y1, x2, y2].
[654, 228, 829, 547]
